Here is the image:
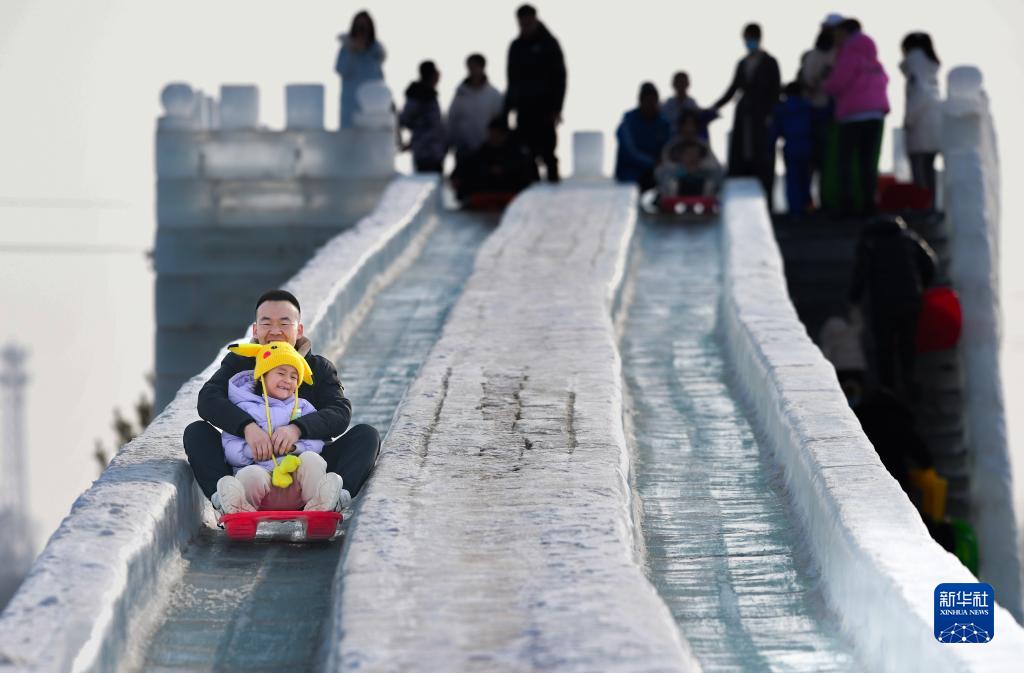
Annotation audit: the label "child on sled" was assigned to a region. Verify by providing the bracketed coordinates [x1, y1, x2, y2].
[214, 341, 349, 514]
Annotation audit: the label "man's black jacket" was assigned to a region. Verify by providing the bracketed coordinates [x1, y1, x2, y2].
[506, 22, 567, 115]
[197, 337, 352, 441]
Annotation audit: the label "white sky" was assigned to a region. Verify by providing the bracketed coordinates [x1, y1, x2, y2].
[1, 0, 1023, 550]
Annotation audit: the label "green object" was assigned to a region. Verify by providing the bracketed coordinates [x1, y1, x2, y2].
[819, 120, 884, 213]
[951, 518, 980, 576]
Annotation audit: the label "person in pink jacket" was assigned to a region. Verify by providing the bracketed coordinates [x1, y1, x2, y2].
[216, 341, 347, 514]
[823, 18, 889, 217]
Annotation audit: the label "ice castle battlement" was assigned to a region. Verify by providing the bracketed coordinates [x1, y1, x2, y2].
[154, 81, 399, 408]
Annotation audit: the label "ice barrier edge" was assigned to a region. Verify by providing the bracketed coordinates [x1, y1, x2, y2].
[719, 178, 1024, 672]
[0, 175, 440, 673]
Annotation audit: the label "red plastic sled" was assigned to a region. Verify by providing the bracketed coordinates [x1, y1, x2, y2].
[658, 195, 720, 217]
[876, 174, 933, 211]
[464, 192, 517, 211]
[219, 511, 342, 541]
[916, 287, 962, 353]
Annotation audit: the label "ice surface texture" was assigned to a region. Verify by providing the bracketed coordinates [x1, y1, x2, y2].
[0, 176, 439, 673]
[326, 184, 702, 673]
[719, 178, 1024, 672]
[621, 217, 859, 671]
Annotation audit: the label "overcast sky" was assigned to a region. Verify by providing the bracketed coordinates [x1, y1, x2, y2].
[1, 0, 1023, 549]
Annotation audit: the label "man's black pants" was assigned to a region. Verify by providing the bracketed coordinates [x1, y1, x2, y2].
[516, 109, 559, 182]
[183, 421, 381, 499]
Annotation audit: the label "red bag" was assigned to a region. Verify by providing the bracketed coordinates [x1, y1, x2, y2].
[916, 287, 962, 352]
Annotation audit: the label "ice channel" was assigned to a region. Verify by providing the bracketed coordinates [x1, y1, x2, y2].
[132, 210, 495, 673]
[618, 214, 861, 672]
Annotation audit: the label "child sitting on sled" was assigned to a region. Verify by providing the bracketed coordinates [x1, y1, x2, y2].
[214, 341, 349, 514]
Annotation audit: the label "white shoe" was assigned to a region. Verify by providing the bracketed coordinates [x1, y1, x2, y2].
[305, 473, 345, 512]
[216, 476, 255, 514]
[211, 492, 225, 515]
[338, 488, 352, 511]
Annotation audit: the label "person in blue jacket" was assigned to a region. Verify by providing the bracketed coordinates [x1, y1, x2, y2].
[615, 82, 672, 192]
[770, 82, 814, 214]
[334, 11, 386, 129]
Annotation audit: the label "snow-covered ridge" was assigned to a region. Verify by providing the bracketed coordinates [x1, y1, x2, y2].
[325, 183, 702, 673]
[0, 176, 439, 673]
[719, 178, 1024, 672]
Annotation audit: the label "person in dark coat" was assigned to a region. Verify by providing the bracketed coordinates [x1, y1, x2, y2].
[451, 117, 539, 202]
[399, 60, 447, 173]
[615, 82, 672, 192]
[849, 216, 937, 396]
[713, 23, 781, 208]
[505, 4, 567, 183]
[183, 290, 380, 508]
[770, 82, 814, 214]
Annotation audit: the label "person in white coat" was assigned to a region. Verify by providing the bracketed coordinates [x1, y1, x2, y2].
[447, 53, 505, 168]
[900, 32, 942, 193]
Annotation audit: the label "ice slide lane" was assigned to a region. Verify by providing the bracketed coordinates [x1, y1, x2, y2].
[619, 215, 860, 672]
[135, 209, 496, 673]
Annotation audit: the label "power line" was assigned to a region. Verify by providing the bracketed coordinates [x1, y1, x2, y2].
[0, 197, 131, 210]
[0, 243, 148, 255]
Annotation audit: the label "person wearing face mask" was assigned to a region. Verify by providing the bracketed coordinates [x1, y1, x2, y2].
[713, 23, 781, 210]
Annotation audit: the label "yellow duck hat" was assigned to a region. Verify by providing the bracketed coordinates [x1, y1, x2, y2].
[227, 341, 314, 386]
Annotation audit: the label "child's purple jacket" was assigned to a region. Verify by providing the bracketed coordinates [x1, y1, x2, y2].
[221, 370, 326, 473]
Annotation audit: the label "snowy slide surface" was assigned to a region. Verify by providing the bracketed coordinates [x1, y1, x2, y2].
[327, 184, 701, 672]
[0, 176, 439, 673]
[719, 178, 1024, 672]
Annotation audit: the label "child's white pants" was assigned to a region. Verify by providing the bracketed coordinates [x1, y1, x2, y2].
[236, 452, 328, 511]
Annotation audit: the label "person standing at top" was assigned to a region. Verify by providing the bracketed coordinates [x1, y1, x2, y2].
[334, 11, 386, 129]
[615, 82, 672, 192]
[661, 72, 698, 130]
[447, 53, 505, 170]
[399, 61, 447, 173]
[505, 4, 567, 183]
[798, 15, 842, 109]
[662, 71, 716, 142]
[713, 23, 781, 208]
[798, 14, 842, 202]
[823, 18, 889, 217]
[900, 32, 942, 194]
[770, 82, 815, 215]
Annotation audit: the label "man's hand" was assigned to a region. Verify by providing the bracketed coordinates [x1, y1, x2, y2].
[244, 423, 274, 462]
[271, 424, 302, 456]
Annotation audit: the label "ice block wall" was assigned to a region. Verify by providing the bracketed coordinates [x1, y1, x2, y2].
[720, 178, 1024, 671]
[941, 66, 1023, 621]
[154, 82, 398, 409]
